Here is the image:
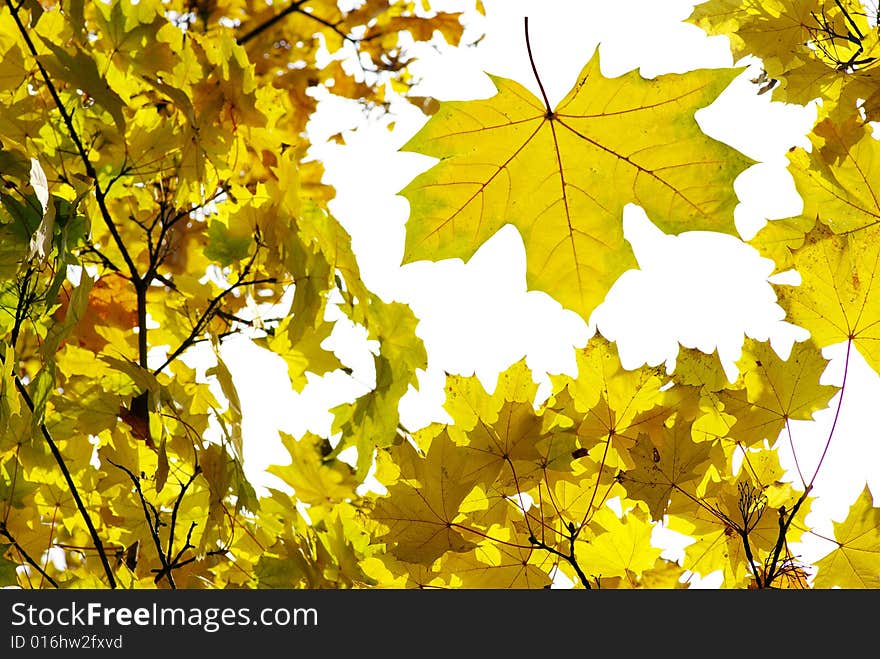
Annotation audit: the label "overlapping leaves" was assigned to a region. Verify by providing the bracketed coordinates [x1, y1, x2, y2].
[363, 336, 823, 588]
[0, 0, 478, 589]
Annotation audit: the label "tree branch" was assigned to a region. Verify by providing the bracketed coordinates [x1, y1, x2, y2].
[107, 459, 176, 589]
[4, 0, 140, 282]
[236, 0, 309, 45]
[528, 525, 591, 589]
[165, 466, 200, 568]
[9, 375, 117, 587]
[153, 270, 276, 375]
[0, 521, 59, 588]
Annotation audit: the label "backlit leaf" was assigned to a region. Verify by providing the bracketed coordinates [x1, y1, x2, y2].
[814, 485, 880, 588]
[400, 52, 751, 319]
[776, 220, 880, 375]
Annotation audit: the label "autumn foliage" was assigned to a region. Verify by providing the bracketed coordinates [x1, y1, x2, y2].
[1, 0, 879, 589]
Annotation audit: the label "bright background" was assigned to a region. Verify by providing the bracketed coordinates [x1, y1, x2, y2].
[211, 0, 880, 586]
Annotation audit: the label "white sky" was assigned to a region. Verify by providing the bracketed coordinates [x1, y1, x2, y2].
[216, 0, 880, 584]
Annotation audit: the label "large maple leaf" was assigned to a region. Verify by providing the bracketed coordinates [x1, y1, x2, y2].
[399, 49, 752, 321]
[717, 339, 838, 446]
[371, 433, 480, 564]
[775, 221, 880, 376]
[814, 485, 880, 588]
[618, 424, 715, 521]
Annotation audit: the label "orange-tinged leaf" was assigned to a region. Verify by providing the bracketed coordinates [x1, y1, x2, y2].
[67, 273, 137, 353]
[378, 14, 464, 45]
[400, 52, 751, 320]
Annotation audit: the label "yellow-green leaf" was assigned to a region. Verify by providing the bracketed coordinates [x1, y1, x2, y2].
[400, 52, 752, 320]
[776, 221, 880, 375]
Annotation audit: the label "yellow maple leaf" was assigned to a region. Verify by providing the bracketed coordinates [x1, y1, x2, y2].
[371, 433, 479, 564]
[619, 424, 715, 521]
[814, 485, 880, 588]
[439, 524, 553, 588]
[690, 0, 880, 118]
[575, 507, 663, 581]
[267, 433, 358, 506]
[776, 220, 880, 375]
[399, 51, 751, 320]
[788, 117, 880, 233]
[718, 339, 838, 446]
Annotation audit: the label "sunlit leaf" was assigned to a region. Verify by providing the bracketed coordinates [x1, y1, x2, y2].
[400, 52, 751, 319]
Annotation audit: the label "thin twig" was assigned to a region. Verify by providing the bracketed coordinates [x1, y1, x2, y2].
[165, 467, 201, 567]
[107, 459, 176, 589]
[153, 269, 276, 375]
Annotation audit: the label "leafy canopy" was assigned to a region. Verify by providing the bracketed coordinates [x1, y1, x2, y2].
[400, 39, 752, 320]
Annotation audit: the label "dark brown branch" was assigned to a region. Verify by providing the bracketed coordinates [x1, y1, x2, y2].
[107, 459, 176, 589]
[161, 544, 229, 575]
[168, 522, 197, 568]
[236, 0, 309, 45]
[764, 492, 811, 587]
[78, 244, 121, 273]
[153, 521, 199, 584]
[152, 272, 178, 292]
[165, 467, 201, 567]
[740, 529, 763, 588]
[4, 0, 140, 283]
[834, 0, 865, 40]
[528, 524, 590, 589]
[0, 521, 59, 588]
[10, 375, 117, 587]
[147, 185, 229, 286]
[135, 284, 149, 369]
[10, 266, 35, 349]
[295, 6, 359, 45]
[153, 271, 277, 375]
